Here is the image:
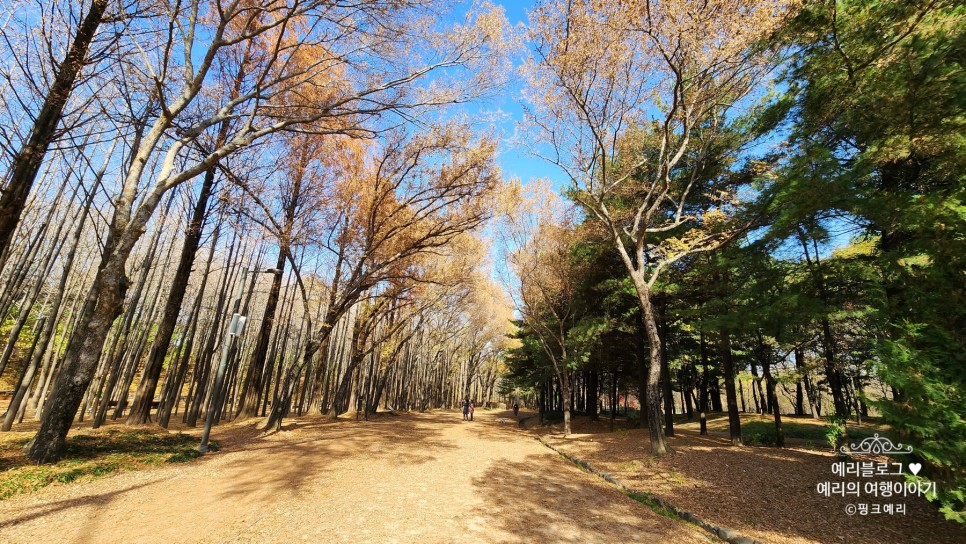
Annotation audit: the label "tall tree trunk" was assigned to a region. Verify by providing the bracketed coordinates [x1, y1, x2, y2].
[558, 364, 571, 436]
[2, 316, 46, 430]
[821, 317, 849, 419]
[761, 350, 784, 448]
[236, 251, 285, 420]
[27, 242, 128, 462]
[709, 369, 723, 412]
[795, 379, 804, 416]
[658, 302, 674, 437]
[660, 344, 674, 437]
[264, 337, 320, 431]
[634, 317, 648, 429]
[587, 370, 598, 421]
[635, 283, 668, 456]
[698, 331, 709, 435]
[739, 379, 747, 413]
[795, 347, 820, 418]
[718, 330, 742, 446]
[158, 232, 219, 427]
[127, 171, 217, 424]
[854, 373, 868, 418]
[750, 368, 762, 413]
[681, 366, 694, 420]
[0, 0, 108, 262]
[800, 233, 848, 420]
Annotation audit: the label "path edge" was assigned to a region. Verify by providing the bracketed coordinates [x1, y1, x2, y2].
[536, 436, 763, 544]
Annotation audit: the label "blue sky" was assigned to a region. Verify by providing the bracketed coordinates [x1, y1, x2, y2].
[457, 0, 855, 263]
[459, 1, 571, 192]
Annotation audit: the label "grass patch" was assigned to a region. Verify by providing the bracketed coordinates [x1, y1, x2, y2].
[627, 491, 680, 519]
[618, 460, 640, 472]
[0, 429, 204, 500]
[666, 469, 686, 483]
[740, 419, 880, 446]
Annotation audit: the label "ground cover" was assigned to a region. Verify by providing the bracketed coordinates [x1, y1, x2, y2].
[537, 414, 966, 544]
[0, 427, 206, 500]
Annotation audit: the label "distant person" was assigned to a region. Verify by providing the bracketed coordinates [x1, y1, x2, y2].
[462, 399, 470, 421]
[470, 400, 475, 421]
[513, 401, 519, 417]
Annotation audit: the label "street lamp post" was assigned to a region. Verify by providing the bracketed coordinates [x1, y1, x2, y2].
[199, 266, 280, 453]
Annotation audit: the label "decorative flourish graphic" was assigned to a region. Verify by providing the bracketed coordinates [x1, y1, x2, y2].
[839, 433, 914, 455]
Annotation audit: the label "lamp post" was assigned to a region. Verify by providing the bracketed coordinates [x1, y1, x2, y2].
[199, 266, 280, 453]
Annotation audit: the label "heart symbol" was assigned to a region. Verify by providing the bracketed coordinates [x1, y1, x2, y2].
[909, 463, 922, 475]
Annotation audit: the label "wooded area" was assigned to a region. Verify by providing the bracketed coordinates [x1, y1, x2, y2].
[0, 0, 962, 532]
[502, 0, 965, 523]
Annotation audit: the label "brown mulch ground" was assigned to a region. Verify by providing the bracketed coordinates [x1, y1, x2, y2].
[0, 410, 712, 543]
[537, 414, 966, 544]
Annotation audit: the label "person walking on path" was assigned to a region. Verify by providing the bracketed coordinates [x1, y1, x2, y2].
[462, 399, 470, 421]
[513, 401, 519, 417]
[470, 401, 475, 421]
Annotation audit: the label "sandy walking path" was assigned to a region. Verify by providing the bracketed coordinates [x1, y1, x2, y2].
[0, 410, 709, 543]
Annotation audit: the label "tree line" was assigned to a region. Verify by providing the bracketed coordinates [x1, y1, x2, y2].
[503, 0, 964, 522]
[0, 0, 514, 463]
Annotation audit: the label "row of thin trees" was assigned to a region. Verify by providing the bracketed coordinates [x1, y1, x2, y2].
[0, 0, 514, 462]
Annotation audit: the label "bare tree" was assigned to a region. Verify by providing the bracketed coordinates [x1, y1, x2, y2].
[504, 180, 584, 436]
[27, 0, 509, 462]
[522, 0, 794, 454]
[263, 122, 502, 429]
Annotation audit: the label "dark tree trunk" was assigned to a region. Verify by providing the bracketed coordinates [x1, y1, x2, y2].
[265, 337, 319, 430]
[681, 365, 694, 420]
[800, 234, 849, 420]
[659, 303, 674, 437]
[698, 331, 709, 435]
[795, 347, 815, 418]
[538, 380, 545, 425]
[718, 330, 742, 446]
[739, 379, 747, 413]
[27, 246, 128, 462]
[634, 318, 648, 429]
[761, 351, 784, 448]
[558, 364, 572, 435]
[637, 287, 668, 455]
[660, 344, 674, 437]
[587, 370, 598, 421]
[795, 380, 804, 416]
[127, 171, 217, 424]
[235, 251, 285, 419]
[794, 348, 814, 417]
[709, 368, 723, 412]
[0, 0, 108, 262]
[749, 359, 763, 414]
[821, 317, 849, 419]
[158, 229, 220, 428]
[854, 374, 868, 418]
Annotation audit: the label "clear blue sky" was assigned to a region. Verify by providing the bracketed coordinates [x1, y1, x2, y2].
[459, 1, 570, 192]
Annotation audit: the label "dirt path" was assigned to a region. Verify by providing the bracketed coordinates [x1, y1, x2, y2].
[0, 410, 710, 543]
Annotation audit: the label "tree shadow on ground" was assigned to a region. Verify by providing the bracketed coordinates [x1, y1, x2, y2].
[0, 481, 154, 529]
[0, 411, 461, 544]
[469, 452, 708, 544]
[541, 420, 966, 544]
[208, 412, 462, 506]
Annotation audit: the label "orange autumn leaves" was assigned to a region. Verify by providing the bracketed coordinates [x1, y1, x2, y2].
[254, 121, 500, 301]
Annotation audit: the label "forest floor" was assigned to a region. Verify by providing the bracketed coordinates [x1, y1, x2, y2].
[536, 413, 966, 544]
[0, 409, 713, 544]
